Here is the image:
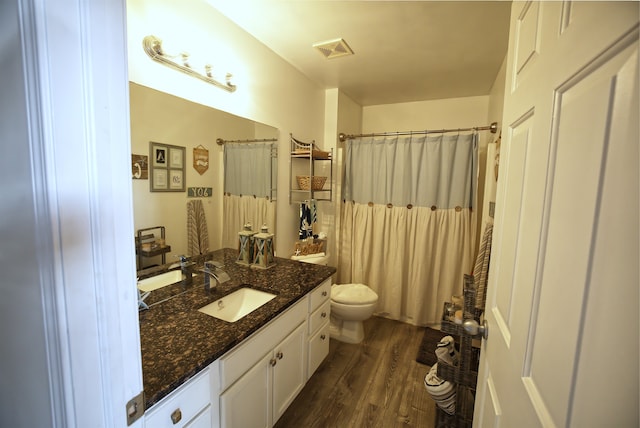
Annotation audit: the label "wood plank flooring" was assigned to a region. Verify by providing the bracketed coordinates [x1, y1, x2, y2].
[275, 316, 437, 428]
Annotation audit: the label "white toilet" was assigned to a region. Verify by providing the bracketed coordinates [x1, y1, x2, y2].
[329, 283, 378, 344]
[291, 253, 378, 344]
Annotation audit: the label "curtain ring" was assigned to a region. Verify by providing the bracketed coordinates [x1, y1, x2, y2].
[368, 201, 373, 207]
[455, 206, 462, 212]
[407, 204, 413, 209]
[431, 205, 437, 211]
[386, 203, 393, 208]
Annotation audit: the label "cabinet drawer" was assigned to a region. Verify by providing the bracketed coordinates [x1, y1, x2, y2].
[145, 368, 210, 428]
[219, 296, 307, 392]
[307, 323, 330, 379]
[308, 278, 331, 312]
[184, 406, 211, 428]
[308, 299, 330, 335]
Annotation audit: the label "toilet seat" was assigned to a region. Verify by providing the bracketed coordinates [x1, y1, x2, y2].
[331, 283, 378, 305]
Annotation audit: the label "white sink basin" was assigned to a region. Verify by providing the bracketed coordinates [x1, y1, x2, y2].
[198, 287, 276, 322]
[137, 270, 194, 292]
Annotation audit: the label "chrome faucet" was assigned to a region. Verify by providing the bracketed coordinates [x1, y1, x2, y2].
[201, 260, 231, 291]
[176, 255, 195, 286]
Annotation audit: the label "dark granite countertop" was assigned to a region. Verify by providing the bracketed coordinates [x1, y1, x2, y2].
[138, 248, 336, 409]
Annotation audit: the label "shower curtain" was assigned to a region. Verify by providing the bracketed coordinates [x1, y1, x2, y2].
[221, 142, 276, 248]
[338, 132, 478, 326]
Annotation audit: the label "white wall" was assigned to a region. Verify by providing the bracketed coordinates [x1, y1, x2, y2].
[481, 55, 507, 228]
[321, 89, 363, 267]
[362, 96, 490, 133]
[127, 0, 326, 257]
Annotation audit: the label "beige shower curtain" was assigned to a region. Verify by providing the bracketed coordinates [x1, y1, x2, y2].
[222, 194, 276, 249]
[338, 132, 478, 326]
[221, 142, 276, 249]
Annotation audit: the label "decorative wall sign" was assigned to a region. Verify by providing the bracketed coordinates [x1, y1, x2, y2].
[193, 145, 209, 175]
[132, 154, 148, 179]
[187, 187, 213, 197]
[150, 142, 186, 192]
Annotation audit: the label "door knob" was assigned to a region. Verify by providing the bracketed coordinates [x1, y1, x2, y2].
[462, 319, 488, 339]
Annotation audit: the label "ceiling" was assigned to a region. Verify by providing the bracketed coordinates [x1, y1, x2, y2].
[209, 1, 512, 106]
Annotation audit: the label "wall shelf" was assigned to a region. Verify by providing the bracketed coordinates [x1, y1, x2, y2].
[289, 134, 333, 204]
[135, 226, 171, 269]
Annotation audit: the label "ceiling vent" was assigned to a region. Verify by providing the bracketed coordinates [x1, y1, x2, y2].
[313, 38, 354, 59]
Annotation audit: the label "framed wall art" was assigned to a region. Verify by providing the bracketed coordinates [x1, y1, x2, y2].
[150, 142, 186, 192]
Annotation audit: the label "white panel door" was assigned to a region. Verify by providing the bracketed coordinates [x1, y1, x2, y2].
[474, 2, 639, 427]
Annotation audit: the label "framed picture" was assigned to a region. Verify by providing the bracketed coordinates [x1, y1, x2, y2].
[150, 142, 186, 192]
[152, 169, 168, 190]
[152, 144, 168, 167]
[170, 147, 183, 168]
[169, 170, 183, 190]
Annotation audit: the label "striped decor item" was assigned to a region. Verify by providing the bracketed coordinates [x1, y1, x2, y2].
[187, 200, 209, 256]
[424, 363, 456, 415]
[474, 222, 493, 310]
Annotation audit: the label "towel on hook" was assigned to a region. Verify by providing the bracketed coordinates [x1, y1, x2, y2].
[187, 199, 209, 256]
[474, 222, 493, 310]
[299, 201, 313, 239]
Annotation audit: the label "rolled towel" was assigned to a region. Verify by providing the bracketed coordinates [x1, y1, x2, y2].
[435, 335, 459, 366]
[424, 363, 456, 415]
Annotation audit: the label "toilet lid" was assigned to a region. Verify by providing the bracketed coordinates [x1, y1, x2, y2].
[331, 284, 378, 305]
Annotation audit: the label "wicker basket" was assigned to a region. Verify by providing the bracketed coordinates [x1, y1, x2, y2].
[296, 175, 327, 190]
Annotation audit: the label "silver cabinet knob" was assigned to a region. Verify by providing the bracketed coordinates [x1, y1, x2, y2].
[321, 290, 328, 297]
[270, 358, 277, 367]
[321, 311, 327, 318]
[463, 319, 488, 339]
[276, 351, 283, 360]
[320, 334, 326, 340]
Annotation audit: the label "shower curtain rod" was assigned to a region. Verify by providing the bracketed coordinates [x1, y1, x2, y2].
[338, 121, 498, 142]
[216, 137, 278, 145]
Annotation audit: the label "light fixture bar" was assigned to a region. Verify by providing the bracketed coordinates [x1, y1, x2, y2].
[142, 35, 237, 93]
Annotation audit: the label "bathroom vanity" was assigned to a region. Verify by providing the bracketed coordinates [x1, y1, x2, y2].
[138, 248, 335, 427]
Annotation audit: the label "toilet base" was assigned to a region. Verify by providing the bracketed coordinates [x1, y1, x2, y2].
[329, 318, 365, 344]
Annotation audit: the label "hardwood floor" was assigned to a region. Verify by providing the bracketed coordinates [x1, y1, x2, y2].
[275, 316, 437, 428]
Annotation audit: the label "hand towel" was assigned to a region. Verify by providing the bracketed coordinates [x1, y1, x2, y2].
[187, 199, 210, 256]
[424, 363, 456, 415]
[435, 335, 459, 366]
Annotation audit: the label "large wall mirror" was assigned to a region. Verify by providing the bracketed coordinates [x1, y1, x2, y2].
[130, 82, 278, 271]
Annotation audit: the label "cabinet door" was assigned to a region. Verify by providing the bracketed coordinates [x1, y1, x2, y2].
[272, 322, 307, 424]
[220, 352, 272, 428]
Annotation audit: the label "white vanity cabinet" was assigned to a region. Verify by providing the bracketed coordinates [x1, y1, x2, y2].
[218, 297, 308, 428]
[143, 278, 333, 428]
[306, 278, 331, 379]
[219, 322, 306, 427]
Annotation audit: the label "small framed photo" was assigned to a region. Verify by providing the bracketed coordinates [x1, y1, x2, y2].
[150, 142, 186, 192]
[169, 170, 183, 190]
[152, 169, 168, 190]
[152, 144, 168, 167]
[170, 147, 183, 168]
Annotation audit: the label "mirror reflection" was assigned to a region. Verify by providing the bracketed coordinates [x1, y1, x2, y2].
[129, 82, 278, 273]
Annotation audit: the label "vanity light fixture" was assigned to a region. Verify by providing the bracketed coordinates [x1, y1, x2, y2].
[142, 35, 237, 92]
